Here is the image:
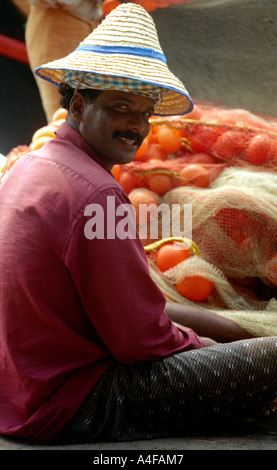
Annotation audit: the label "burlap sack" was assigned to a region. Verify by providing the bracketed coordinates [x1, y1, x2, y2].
[25, 4, 100, 122]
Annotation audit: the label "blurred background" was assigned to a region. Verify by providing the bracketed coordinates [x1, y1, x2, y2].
[0, 0, 46, 155]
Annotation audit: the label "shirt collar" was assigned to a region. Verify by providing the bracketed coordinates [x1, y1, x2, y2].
[54, 122, 112, 175]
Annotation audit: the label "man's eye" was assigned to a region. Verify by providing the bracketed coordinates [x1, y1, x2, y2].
[143, 110, 153, 119]
[115, 104, 128, 111]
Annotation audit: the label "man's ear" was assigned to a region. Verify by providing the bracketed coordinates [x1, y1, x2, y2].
[69, 92, 85, 122]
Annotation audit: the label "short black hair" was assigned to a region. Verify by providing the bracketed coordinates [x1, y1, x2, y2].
[58, 82, 101, 110]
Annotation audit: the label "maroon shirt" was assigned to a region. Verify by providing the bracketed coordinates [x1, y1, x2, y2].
[0, 123, 204, 443]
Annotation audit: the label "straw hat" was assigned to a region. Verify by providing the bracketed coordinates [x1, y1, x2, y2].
[35, 3, 193, 116]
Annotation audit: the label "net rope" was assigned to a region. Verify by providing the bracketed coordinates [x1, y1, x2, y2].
[151, 0, 277, 117]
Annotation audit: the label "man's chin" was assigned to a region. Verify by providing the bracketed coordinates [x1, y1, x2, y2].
[114, 151, 138, 166]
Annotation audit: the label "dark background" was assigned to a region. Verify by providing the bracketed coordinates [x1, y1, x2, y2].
[0, 0, 46, 155]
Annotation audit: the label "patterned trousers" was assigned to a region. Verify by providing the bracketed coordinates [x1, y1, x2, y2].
[57, 337, 277, 444]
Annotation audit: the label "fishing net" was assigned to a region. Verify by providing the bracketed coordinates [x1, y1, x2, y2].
[145, 238, 277, 338]
[114, 0, 277, 337]
[114, 104, 277, 338]
[151, 0, 277, 118]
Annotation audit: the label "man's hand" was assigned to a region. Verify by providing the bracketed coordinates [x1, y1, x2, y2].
[201, 337, 218, 347]
[173, 321, 218, 347]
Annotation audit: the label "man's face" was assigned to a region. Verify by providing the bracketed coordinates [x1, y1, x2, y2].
[76, 89, 154, 169]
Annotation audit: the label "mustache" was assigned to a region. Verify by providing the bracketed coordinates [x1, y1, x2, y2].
[113, 130, 143, 146]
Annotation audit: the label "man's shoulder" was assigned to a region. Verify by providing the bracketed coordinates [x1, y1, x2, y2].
[27, 140, 120, 192]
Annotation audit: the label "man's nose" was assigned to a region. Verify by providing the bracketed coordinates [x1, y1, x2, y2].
[127, 112, 149, 138]
[128, 112, 146, 131]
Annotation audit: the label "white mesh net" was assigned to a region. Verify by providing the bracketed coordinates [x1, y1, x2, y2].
[151, 0, 277, 117]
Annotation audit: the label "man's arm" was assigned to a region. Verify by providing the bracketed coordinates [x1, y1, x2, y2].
[165, 302, 254, 342]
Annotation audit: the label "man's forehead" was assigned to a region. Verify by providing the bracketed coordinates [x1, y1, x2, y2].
[99, 89, 155, 108]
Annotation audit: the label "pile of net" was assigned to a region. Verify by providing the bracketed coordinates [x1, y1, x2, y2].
[151, 0, 277, 118]
[118, 105, 277, 338]
[146, 168, 277, 338]
[112, 0, 277, 338]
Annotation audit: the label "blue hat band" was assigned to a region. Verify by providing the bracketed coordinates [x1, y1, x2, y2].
[75, 45, 167, 64]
